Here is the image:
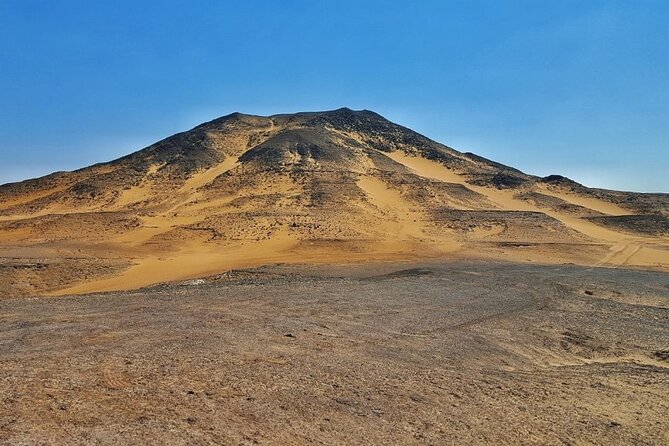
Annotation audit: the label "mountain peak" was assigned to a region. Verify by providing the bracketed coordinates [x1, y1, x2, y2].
[1, 108, 668, 297]
[193, 108, 386, 134]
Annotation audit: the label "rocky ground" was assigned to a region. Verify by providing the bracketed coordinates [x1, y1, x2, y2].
[1, 261, 668, 445]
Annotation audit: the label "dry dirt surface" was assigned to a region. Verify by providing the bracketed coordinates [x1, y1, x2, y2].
[1, 261, 668, 445]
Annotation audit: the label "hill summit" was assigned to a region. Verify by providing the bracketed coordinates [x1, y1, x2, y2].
[1, 108, 668, 296]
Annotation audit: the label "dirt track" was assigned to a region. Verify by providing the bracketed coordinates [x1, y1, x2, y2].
[1, 261, 668, 445]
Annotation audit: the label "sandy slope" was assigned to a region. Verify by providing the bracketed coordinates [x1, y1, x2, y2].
[385, 150, 669, 269]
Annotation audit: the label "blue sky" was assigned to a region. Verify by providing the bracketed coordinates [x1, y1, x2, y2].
[1, 1, 667, 192]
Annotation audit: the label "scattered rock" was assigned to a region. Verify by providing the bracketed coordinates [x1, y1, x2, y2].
[653, 350, 669, 361]
[183, 279, 206, 286]
[561, 330, 592, 347]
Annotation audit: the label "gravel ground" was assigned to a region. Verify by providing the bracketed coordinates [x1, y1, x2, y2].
[1, 261, 668, 445]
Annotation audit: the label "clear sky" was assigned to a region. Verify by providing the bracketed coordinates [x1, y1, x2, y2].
[1, 1, 667, 192]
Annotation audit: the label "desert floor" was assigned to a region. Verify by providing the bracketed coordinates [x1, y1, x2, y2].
[1, 260, 668, 445]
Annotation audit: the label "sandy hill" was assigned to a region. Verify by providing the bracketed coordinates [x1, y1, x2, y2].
[1, 108, 668, 297]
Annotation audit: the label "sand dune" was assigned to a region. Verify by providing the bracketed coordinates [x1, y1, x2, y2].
[537, 187, 632, 216]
